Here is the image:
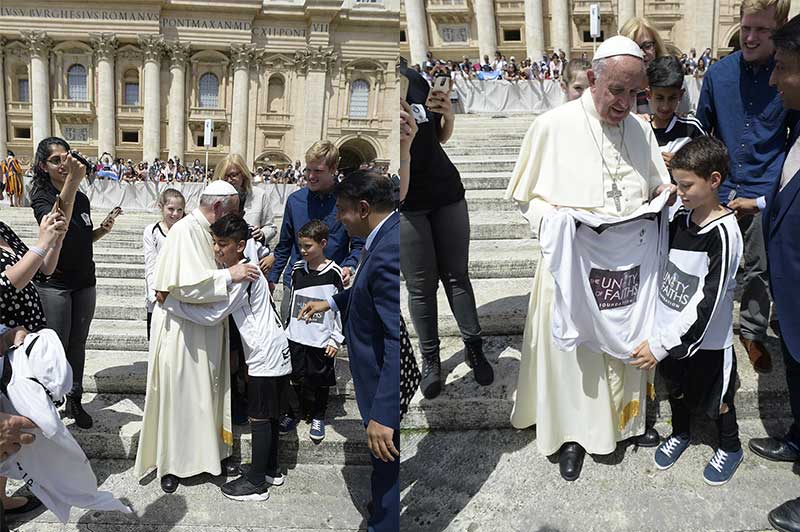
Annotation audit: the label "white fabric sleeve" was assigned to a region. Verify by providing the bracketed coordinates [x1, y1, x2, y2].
[142, 226, 158, 305]
[326, 295, 339, 314]
[756, 196, 766, 211]
[163, 282, 247, 326]
[328, 308, 344, 349]
[518, 198, 556, 239]
[171, 269, 232, 302]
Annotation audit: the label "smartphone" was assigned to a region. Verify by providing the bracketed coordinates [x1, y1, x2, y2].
[50, 194, 62, 214]
[102, 206, 123, 226]
[431, 74, 450, 94]
[400, 74, 410, 101]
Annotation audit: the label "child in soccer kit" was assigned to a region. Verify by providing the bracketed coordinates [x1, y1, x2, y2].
[162, 214, 291, 502]
[646, 56, 706, 164]
[628, 136, 744, 485]
[142, 189, 185, 339]
[280, 219, 344, 443]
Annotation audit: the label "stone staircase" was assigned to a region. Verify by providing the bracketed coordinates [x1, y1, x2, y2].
[399, 113, 800, 532]
[0, 206, 374, 531]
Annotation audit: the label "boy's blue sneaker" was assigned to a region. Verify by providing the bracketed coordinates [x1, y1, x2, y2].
[654, 434, 690, 470]
[703, 447, 744, 485]
[279, 415, 299, 434]
[309, 418, 325, 443]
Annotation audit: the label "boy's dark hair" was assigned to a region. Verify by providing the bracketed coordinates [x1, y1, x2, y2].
[334, 170, 395, 212]
[210, 213, 249, 243]
[647, 56, 685, 89]
[670, 136, 729, 182]
[297, 219, 329, 243]
[772, 13, 800, 54]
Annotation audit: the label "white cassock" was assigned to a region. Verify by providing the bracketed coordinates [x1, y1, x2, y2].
[505, 90, 670, 455]
[134, 209, 233, 479]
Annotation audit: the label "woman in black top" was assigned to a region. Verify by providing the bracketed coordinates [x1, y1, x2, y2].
[30, 137, 117, 429]
[399, 64, 493, 400]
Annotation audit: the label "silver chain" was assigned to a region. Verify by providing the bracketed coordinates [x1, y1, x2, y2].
[581, 99, 627, 183]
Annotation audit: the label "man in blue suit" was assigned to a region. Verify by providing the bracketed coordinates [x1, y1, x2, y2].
[732, 15, 800, 532]
[299, 171, 399, 532]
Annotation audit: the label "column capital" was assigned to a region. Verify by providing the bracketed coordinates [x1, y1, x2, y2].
[21, 31, 53, 59]
[137, 34, 165, 63]
[230, 43, 257, 71]
[294, 45, 337, 75]
[166, 40, 192, 69]
[90, 33, 118, 62]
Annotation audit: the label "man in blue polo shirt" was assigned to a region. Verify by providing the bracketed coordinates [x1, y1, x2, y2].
[265, 140, 364, 321]
[696, 0, 799, 375]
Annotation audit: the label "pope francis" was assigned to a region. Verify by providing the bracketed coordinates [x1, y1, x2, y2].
[134, 180, 260, 493]
[505, 36, 673, 481]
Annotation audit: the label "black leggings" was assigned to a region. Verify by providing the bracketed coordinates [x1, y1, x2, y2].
[400, 198, 482, 355]
[247, 418, 280, 483]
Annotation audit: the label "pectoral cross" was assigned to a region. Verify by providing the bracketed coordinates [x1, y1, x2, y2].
[607, 182, 623, 213]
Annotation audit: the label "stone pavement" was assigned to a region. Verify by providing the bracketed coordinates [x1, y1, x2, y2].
[398, 113, 800, 532]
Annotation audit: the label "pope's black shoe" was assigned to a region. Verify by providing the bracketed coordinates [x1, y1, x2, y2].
[630, 426, 661, 448]
[419, 350, 442, 399]
[749, 436, 800, 462]
[558, 442, 585, 482]
[161, 474, 179, 493]
[769, 497, 800, 532]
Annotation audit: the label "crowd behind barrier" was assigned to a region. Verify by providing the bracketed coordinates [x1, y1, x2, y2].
[452, 75, 704, 115]
[20, 175, 301, 214]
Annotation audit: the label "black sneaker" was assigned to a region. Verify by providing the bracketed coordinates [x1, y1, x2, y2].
[221, 475, 270, 501]
[419, 350, 442, 399]
[64, 397, 93, 429]
[464, 340, 494, 386]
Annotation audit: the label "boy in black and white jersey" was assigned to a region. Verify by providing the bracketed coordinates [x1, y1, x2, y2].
[280, 220, 344, 443]
[628, 137, 744, 486]
[646, 56, 706, 166]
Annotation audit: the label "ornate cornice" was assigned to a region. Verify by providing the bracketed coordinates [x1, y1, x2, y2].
[21, 31, 53, 59]
[230, 43, 257, 71]
[90, 33, 118, 62]
[166, 40, 192, 69]
[294, 45, 337, 75]
[137, 34, 164, 63]
[258, 52, 295, 71]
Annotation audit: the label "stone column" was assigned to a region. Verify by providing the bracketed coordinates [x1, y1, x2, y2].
[90, 33, 118, 158]
[295, 46, 337, 156]
[525, 0, 545, 61]
[166, 41, 191, 162]
[618, 0, 636, 30]
[0, 38, 7, 159]
[404, 0, 429, 68]
[549, 0, 571, 58]
[138, 34, 164, 163]
[230, 43, 255, 158]
[22, 31, 52, 149]
[475, 0, 499, 62]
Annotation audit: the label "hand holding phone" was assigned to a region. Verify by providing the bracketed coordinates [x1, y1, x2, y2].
[101, 206, 123, 229]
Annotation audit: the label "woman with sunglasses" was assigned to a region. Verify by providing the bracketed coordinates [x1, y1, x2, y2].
[29, 137, 117, 431]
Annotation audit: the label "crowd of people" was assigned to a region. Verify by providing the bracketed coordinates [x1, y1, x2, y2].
[410, 36, 720, 84]
[401, 0, 800, 530]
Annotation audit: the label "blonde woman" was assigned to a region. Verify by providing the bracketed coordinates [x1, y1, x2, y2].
[213, 153, 278, 245]
[620, 16, 669, 113]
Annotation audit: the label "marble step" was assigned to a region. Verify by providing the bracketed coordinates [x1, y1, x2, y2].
[461, 173, 512, 190]
[462, 239, 539, 279]
[12, 460, 371, 531]
[463, 211, 528, 240]
[445, 146, 522, 157]
[450, 160, 516, 173]
[464, 189, 518, 211]
[65, 393, 372, 465]
[402, 277, 532, 338]
[400, 335, 791, 430]
[81, 348, 357, 398]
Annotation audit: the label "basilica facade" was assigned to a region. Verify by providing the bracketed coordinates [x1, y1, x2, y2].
[0, 0, 400, 171]
[400, 0, 800, 66]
